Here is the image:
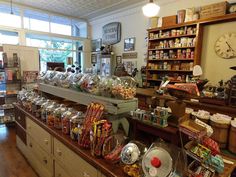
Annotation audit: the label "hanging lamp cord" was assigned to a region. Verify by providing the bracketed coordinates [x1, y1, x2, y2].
[10, 0, 13, 14]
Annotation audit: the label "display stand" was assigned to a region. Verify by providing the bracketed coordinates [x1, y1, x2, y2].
[38, 83, 138, 135]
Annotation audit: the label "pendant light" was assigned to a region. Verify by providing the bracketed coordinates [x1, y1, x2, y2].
[142, 0, 160, 17]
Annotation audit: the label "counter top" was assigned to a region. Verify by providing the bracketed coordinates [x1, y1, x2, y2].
[14, 103, 125, 177]
[14, 104, 236, 177]
[136, 88, 236, 117]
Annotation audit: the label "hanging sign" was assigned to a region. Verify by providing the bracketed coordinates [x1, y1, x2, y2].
[102, 22, 121, 45]
[122, 52, 138, 59]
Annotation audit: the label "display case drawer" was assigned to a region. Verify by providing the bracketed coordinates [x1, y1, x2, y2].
[54, 138, 98, 177]
[27, 135, 53, 176]
[27, 117, 52, 154]
[16, 123, 26, 145]
[15, 107, 26, 129]
[55, 161, 72, 177]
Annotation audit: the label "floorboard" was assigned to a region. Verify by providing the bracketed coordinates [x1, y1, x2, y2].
[0, 125, 38, 177]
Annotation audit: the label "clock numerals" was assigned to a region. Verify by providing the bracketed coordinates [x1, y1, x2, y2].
[215, 33, 236, 59]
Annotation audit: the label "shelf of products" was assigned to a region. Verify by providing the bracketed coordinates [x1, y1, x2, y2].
[146, 23, 203, 87]
[0, 53, 21, 124]
[38, 83, 138, 115]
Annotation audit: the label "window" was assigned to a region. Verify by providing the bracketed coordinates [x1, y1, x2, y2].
[0, 30, 18, 45]
[72, 19, 87, 38]
[51, 16, 71, 36]
[26, 33, 82, 71]
[0, 4, 21, 28]
[24, 10, 50, 32]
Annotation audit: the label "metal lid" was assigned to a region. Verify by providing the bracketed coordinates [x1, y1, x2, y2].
[120, 143, 140, 164]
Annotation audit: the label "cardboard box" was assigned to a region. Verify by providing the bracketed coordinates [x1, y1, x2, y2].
[162, 15, 177, 27]
[200, 1, 229, 19]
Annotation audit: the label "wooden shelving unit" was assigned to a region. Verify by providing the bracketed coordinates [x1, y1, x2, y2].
[146, 22, 202, 87]
[146, 13, 236, 87]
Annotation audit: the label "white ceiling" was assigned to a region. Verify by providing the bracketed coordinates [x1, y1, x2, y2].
[8, 0, 145, 19]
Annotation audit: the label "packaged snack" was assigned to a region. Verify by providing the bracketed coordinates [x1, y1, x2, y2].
[53, 104, 67, 130]
[90, 120, 112, 157]
[70, 112, 84, 141]
[51, 72, 64, 86]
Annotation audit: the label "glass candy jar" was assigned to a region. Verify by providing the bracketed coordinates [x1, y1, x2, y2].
[41, 99, 51, 122]
[62, 108, 76, 135]
[46, 102, 59, 128]
[112, 76, 136, 100]
[70, 112, 84, 141]
[31, 96, 41, 114]
[53, 104, 67, 130]
[35, 97, 46, 119]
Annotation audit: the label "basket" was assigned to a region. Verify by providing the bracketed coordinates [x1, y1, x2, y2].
[188, 160, 215, 177]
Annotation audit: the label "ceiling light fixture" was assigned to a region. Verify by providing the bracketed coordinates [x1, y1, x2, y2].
[10, 0, 14, 14]
[142, 0, 160, 18]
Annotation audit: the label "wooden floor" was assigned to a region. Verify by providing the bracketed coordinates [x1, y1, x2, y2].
[0, 125, 38, 177]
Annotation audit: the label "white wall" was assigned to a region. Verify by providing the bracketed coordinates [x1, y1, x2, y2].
[89, 0, 236, 83]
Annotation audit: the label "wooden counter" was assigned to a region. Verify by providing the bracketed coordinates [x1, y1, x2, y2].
[14, 103, 125, 177]
[14, 104, 236, 177]
[136, 88, 236, 117]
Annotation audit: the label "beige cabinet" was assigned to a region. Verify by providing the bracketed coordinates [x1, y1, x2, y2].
[55, 161, 72, 177]
[54, 138, 98, 177]
[27, 117, 52, 154]
[16, 110, 107, 177]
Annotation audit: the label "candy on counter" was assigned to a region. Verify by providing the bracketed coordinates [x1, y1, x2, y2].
[202, 137, 220, 156]
[195, 119, 213, 137]
[192, 110, 210, 120]
[210, 113, 232, 125]
[186, 108, 194, 114]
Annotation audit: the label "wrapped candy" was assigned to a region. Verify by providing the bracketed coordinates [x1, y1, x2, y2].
[58, 72, 70, 88]
[62, 108, 76, 135]
[44, 71, 58, 85]
[112, 76, 136, 100]
[99, 76, 118, 97]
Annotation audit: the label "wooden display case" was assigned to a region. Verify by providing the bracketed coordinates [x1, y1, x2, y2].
[146, 22, 203, 86]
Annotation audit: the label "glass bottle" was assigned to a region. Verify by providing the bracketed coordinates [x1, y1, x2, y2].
[41, 99, 51, 122]
[46, 102, 58, 128]
[70, 112, 84, 141]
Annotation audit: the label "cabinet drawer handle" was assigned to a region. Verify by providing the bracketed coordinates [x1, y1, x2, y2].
[43, 157, 47, 164]
[18, 116, 21, 120]
[44, 139, 49, 145]
[56, 149, 62, 156]
[57, 174, 61, 177]
[29, 143, 32, 147]
[83, 172, 90, 177]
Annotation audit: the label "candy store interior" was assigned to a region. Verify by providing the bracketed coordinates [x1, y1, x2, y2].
[0, 0, 236, 177]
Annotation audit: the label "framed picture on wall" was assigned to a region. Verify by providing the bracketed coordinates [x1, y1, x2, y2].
[124, 37, 135, 51]
[91, 38, 102, 52]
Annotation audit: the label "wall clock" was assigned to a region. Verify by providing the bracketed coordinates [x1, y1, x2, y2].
[214, 33, 236, 59]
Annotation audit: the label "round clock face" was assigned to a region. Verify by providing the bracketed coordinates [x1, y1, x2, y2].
[215, 33, 236, 59]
